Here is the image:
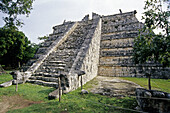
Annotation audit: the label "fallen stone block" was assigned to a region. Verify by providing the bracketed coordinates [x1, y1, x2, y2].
[48, 89, 62, 100]
[0, 80, 13, 87]
[81, 89, 88, 94]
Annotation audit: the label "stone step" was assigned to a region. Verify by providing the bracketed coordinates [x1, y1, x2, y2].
[49, 61, 65, 64]
[100, 60, 132, 66]
[98, 65, 168, 77]
[100, 38, 134, 49]
[43, 64, 66, 67]
[100, 49, 133, 57]
[102, 12, 139, 25]
[35, 62, 70, 72]
[33, 72, 60, 78]
[102, 22, 143, 34]
[45, 57, 75, 63]
[29, 76, 58, 82]
[102, 19, 139, 27]
[101, 31, 139, 41]
[27, 79, 58, 88]
[100, 43, 133, 49]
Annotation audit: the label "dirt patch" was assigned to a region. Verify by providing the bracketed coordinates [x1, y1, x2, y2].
[0, 95, 42, 113]
[88, 76, 142, 97]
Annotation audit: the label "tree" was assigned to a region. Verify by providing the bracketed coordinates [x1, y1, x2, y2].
[0, 0, 34, 27]
[22, 41, 39, 65]
[133, 0, 170, 90]
[0, 27, 38, 68]
[0, 0, 37, 68]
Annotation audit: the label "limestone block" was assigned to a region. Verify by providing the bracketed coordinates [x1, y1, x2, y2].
[0, 80, 13, 87]
[48, 89, 60, 99]
[81, 89, 89, 94]
[136, 88, 170, 113]
[82, 14, 89, 21]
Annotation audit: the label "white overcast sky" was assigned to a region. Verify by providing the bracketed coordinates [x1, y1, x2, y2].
[0, 0, 146, 44]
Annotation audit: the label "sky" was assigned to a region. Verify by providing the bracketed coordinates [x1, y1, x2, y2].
[0, 0, 146, 44]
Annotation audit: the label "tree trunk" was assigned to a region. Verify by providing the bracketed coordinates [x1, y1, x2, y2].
[18, 62, 20, 68]
[148, 75, 151, 90]
[58, 76, 61, 102]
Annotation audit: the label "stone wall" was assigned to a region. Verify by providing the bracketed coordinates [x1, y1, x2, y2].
[98, 11, 170, 78]
[98, 11, 142, 77]
[136, 88, 170, 113]
[67, 17, 101, 92]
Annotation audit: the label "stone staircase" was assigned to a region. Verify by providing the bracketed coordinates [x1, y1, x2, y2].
[98, 11, 144, 77]
[27, 21, 93, 88]
[22, 22, 75, 72]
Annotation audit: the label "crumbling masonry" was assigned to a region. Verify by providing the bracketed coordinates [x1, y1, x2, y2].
[1, 11, 169, 93]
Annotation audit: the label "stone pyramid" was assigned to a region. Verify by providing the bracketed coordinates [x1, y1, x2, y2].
[2, 10, 168, 92]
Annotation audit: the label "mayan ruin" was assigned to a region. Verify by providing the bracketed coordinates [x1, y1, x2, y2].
[0, 10, 165, 93]
[0, 6, 170, 112]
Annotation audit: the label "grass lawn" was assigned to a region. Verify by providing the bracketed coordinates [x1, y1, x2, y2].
[0, 73, 13, 84]
[8, 89, 137, 113]
[1, 73, 169, 113]
[0, 74, 55, 101]
[120, 77, 170, 93]
[0, 74, 138, 113]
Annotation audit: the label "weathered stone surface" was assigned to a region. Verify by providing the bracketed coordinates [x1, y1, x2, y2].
[67, 17, 101, 92]
[81, 89, 88, 94]
[82, 14, 89, 21]
[136, 88, 170, 113]
[12, 79, 24, 85]
[98, 10, 169, 78]
[48, 89, 61, 99]
[90, 76, 142, 97]
[0, 80, 13, 87]
[10, 71, 23, 80]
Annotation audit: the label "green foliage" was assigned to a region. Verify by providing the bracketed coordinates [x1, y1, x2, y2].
[0, 0, 36, 68]
[133, 0, 170, 67]
[38, 35, 49, 41]
[0, 27, 38, 68]
[133, 31, 170, 66]
[22, 42, 39, 65]
[0, 0, 34, 27]
[121, 77, 170, 93]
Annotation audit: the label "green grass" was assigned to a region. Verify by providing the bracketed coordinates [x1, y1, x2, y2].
[120, 77, 170, 93]
[0, 73, 13, 84]
[0, 73, 55, 101]
[0, 74, 137, 113]
[8, 89, 137, 113]
[1, 73, 170, 112]
[0, 83, 55, 101]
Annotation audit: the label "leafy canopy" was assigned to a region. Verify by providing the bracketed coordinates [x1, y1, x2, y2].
[0, 0, 34, 27]
[133, 0, 170, 67]
[0, 27, 38, 67]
